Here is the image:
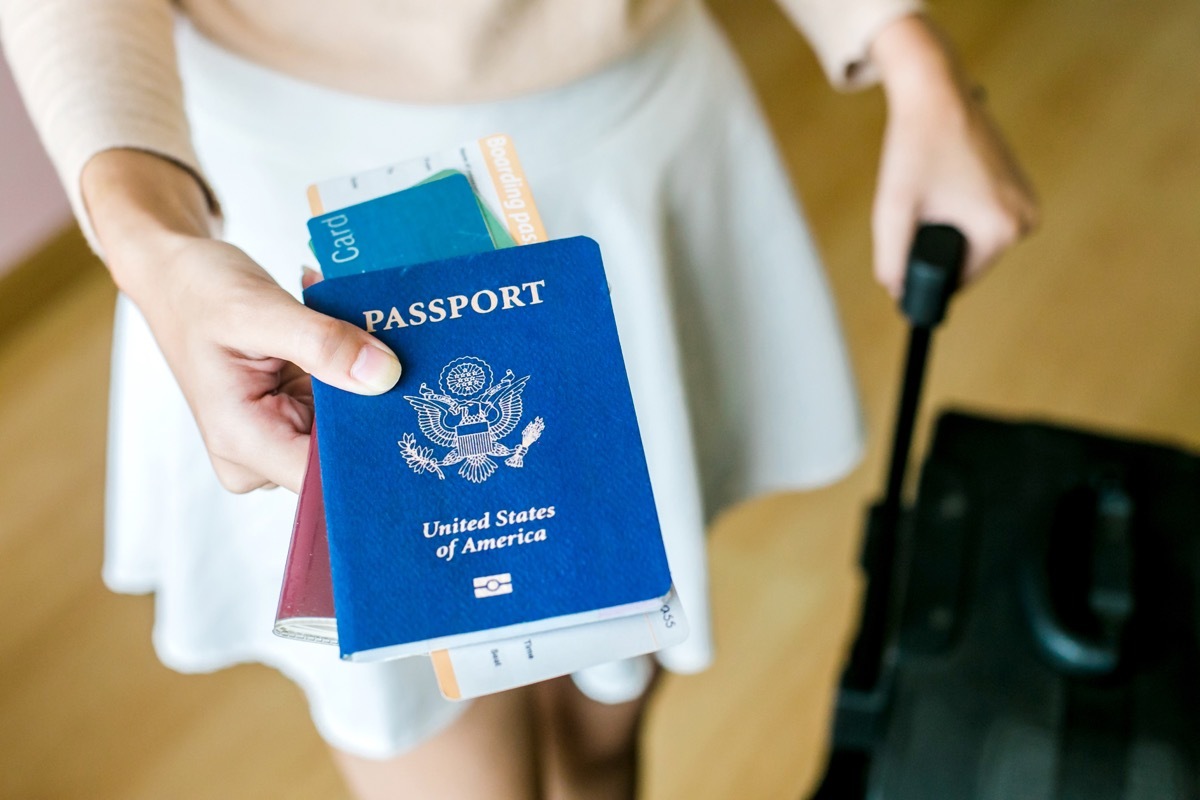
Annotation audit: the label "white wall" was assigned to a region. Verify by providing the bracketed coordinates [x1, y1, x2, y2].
[0, 45, 71, 274]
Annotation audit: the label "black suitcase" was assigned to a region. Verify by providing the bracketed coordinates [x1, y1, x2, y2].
[813, 227, 1200, 799]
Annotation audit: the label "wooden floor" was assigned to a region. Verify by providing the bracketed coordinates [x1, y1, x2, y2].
[2, 0, 1198, 797]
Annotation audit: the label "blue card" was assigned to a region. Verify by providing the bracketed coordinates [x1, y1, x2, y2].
[421, 169, 517, 249]
[303, 237, 672, 660]
[307, 173, 495, 278]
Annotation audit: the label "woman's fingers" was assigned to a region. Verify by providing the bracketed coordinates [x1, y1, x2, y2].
[226, 276, 403, 396]
[208, 410, 312, 493]
[284, 311, 403, 395]
[195, 284, 384, 491]
[871, 179, 919, 298]
[872, 107, 1036, 293]
[301, 266, 323, 289]
[82, 150, 384, 496]
[138, 239, 401, 493]
[869, 15, 1037, 295]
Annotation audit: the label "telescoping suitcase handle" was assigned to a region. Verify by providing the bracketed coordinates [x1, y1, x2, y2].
[815, 225, 968, 799]
[881, 224, 968, 518]
[843, 223, 967, 695]
[819, 225, 968, 790]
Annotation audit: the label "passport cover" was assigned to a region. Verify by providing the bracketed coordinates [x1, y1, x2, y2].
[278, 171, 500, 644]
[303, 236, 671, 659]
[307, 173, 494, 278]
[274, 426, 336, 642]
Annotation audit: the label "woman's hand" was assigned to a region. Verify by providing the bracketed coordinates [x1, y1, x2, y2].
[84, 150, 401, 493]
[869, 15, 1038, 296]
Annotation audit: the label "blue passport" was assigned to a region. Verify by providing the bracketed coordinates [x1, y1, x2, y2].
[307, 173, 496, 278]
[303, 237, 673, 661]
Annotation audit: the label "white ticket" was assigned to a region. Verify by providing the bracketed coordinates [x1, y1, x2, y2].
[306, 133, 547, 247]
[432, 588, 689, 701]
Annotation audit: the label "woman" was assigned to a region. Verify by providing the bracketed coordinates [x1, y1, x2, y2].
[1, 0, 1035, 797]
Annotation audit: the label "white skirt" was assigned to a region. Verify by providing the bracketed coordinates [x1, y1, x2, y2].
[103, 0, 863, 758]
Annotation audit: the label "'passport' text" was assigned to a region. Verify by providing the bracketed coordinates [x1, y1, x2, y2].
[362, 279, 546, 332]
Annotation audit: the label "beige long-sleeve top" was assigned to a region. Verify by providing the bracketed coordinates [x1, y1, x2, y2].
[0, 0, 922, 246]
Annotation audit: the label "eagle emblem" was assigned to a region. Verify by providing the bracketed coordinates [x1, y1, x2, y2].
[397, 356, 545, 483]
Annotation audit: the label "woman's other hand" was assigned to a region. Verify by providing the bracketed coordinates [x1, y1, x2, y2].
[869, 14, 1038, 296]
[83, 150, 401, 493]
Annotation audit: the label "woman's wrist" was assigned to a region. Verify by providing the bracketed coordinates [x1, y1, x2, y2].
[870, 15, 968, 114]
[81, 148, 215, 301]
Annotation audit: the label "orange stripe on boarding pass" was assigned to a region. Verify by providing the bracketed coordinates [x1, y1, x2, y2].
[643, 611, 660, 648]
[479, 134, 547, 246]
[430, 649, 462, 700]
[306, 184, 325, 215]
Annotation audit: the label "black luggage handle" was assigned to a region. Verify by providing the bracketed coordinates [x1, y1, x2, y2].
[881, 225, 967, 522]
[901, 224, 968, 329]
[816, 226, 968, 797]
[843, 224, 967, 694]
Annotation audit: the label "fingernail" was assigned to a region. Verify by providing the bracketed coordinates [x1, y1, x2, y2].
[350, 343, 402, 393]
[301, 266, 323, 289]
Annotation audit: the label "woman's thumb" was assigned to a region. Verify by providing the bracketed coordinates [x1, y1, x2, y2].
[339, 335, 403, 394]
[250, 291, 402, 395]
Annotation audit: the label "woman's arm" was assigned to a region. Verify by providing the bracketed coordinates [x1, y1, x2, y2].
[775, 1, 1036, 292]
[775, 0, 925, 90]
[83, 150, 403, 494]
[2, 0, 402, 492]
[0, 0, 216, 249]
